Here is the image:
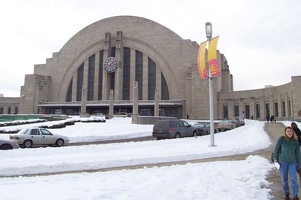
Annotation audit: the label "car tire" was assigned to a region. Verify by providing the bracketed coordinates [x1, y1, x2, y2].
[175, 133, 181, 138]
[0, 144, 13, 150]
[56, 139, 64, 147]
[23, 140, 32, 148]
[193, 131, 197, 137]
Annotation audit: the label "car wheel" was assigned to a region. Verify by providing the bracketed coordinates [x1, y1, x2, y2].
[23, 140, 32, 148]
[56, 139, 64, 147]
[193, 131, 197, 137]
[175, 133, 181, 138]
[0, 144, 13, 150]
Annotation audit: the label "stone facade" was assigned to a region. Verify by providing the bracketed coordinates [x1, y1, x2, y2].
[0, 97, 19, 114]
[1, 16, 301, 121]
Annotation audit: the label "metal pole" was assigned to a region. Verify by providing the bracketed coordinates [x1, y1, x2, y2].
[205, 22, 216, 146]
[209, 71, 216, 146]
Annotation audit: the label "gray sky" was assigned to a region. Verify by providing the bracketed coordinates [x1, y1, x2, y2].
[1, 0, 300, 97]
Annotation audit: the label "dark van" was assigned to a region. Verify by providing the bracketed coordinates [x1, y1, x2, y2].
[152, 119, 197, 140]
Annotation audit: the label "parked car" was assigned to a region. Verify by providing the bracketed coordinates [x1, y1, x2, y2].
[9, 127, 69, 148]
[152, 119, 197, 139]
[113, 112, 128, 117]
[233, 116, 245, 126]
[216, 119, 237, 132]
[0, 139, 20, 150]
[91, 113, 104, 117]
[192, 123, 216, 136]
[232, 118, 240, 127]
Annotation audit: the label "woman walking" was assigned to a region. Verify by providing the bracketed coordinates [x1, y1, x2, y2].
[273, 126, 301, 200]
[291, 122, 301, 145]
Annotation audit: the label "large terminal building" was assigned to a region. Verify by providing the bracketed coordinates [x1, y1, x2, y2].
[1, 16, 301, 121]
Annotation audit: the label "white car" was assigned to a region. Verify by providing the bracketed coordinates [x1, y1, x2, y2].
[0, 139, 20, 150]
[9, 127, 69, 148]
[216, 120, 237, 132]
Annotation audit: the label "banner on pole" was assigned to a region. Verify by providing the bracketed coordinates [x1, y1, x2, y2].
[197, 41, 208, 79]
[208, 36, 220, 77]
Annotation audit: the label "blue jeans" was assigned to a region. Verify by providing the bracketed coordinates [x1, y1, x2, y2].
[278, 160, 299, 197]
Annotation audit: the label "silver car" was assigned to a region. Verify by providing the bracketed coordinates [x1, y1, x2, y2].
[216, 119, 237, 132]
[9, 127, 69, 148]
[0, 139, 20, 150]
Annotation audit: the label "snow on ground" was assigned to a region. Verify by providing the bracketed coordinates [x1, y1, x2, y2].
[0, 117, 299, 200]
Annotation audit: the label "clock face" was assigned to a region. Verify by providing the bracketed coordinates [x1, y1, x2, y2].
[103, 57, 118, 73]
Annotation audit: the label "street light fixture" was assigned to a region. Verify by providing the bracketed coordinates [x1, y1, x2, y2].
[205, 22, 212, 39]
[205, 22, 216, 147]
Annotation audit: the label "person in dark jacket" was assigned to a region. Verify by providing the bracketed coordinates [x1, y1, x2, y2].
[291, 122, 301, 146]
[266, 115, 270, 122]
[273, 126, 301, 200]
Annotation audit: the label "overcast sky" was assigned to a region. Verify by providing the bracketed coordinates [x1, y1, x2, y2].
[1, 0, 300, 97]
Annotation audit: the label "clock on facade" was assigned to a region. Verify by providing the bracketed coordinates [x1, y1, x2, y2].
[103, 57, 118, 73]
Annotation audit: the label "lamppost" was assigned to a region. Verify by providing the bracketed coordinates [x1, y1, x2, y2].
[205, 22, 216, 147]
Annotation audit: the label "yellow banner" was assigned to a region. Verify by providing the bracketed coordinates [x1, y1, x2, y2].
[197, 41, 208, 79]
[208, 36, 220, 77]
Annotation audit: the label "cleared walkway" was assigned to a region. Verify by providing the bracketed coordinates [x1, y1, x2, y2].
[264, 122, 288, 199]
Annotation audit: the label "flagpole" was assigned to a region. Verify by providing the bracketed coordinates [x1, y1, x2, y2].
[205, 22, 216, 147]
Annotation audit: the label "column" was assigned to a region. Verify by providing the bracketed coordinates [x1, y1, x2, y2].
[269, 95, 275, 117]
[129, 48, 136, 100]
[94, 52, 100, 100]
[80, 82, 89, 117]
[250, 97, 255, 119]
[142, 54, 148, 100]
[277, 93, 281, 118]
[72, 71, 77, 101]
[102, 32, 111, 100]
[132, 81, 138, 124]
[156, 69, 162, 100]
[109, 89, 114, 118]
[154, 89, 159, 116]
[114, 31, 123, 100]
